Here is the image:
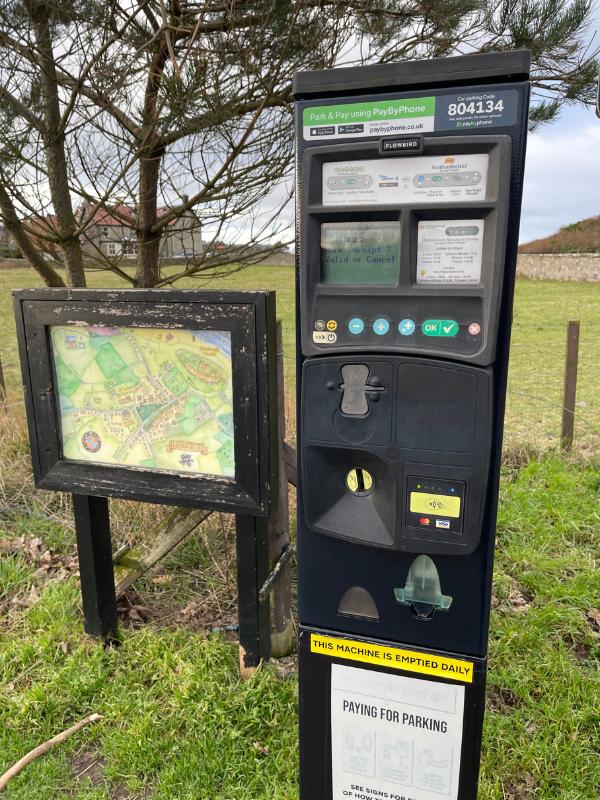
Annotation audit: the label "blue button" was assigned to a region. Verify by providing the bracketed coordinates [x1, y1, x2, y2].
[399, 318, 416, 336]
[373, 318, 390, 336]
[348, 317, 365, 335]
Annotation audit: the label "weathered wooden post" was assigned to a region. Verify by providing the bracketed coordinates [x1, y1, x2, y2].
[561, 320, 580, 451]
[0, 354, 6, 405]
[265, 322, 293, 657]
[237, 320, 294, 675]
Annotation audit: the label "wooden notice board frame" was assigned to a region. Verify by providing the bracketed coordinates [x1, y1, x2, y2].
[13, 288, 278, 517]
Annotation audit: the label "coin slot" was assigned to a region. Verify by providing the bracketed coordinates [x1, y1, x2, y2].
[345, 467, 374, 496]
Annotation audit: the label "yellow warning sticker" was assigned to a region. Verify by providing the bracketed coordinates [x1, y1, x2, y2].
[410, 491, 461, 518]
[311, 633, 473, 683]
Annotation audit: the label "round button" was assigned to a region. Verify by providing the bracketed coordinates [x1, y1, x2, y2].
[314, 319, 325, 331]
[468, 322, 481, 336]
[398, 318, 416, 336]
[373, 318, 390, 336]
[348, 318, 365, 335]
[326, 319, 337, 331]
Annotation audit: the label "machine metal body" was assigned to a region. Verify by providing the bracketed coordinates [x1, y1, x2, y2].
[295, 50, 530, 800]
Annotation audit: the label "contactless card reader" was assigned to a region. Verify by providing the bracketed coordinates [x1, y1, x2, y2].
[295, 49, 530, 800]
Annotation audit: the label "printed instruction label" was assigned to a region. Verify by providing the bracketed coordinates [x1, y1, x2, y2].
[417, 220, 484, 284]
[322, 154, 488, 206]
[311, 634, 474, 683]
[331, 664, 465, 800]
[303, 89, 518, 140]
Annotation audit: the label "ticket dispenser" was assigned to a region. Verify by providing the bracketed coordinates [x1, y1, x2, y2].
[295, 51, 530, 799]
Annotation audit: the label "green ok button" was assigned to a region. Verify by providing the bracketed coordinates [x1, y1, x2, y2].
[422, 319, 459, 337]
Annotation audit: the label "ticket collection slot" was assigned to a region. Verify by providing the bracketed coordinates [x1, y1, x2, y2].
[295, 49, 530, 800]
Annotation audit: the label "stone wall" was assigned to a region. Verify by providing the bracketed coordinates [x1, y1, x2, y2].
[517, 253, 600, 281]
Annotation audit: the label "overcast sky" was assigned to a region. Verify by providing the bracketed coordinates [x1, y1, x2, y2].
[520, 102, 600, 243]
[519, 4, 600, 243]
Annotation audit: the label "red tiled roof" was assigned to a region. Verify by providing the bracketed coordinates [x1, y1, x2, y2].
[80, 203, 135, 226]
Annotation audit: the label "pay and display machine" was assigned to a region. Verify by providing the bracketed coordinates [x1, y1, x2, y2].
[295, 51, 530, 799]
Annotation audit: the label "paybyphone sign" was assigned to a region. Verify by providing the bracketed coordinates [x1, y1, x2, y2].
[303, 89, 518, 139]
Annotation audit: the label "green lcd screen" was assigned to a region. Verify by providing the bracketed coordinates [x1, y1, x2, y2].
[321, 222, 400, 284]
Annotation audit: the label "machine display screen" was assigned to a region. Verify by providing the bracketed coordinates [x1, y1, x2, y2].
[321, 222, 400, 284]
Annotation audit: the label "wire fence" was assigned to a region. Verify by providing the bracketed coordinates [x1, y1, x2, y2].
[505, 319, 600, 454]
[1, 319, 598, 458]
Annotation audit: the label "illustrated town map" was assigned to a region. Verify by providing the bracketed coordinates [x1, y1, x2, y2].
[50, 325, 235, 477]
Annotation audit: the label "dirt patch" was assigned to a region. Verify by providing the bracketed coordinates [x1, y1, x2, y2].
[495, 583, 534, 615]
[504, 773, 537, 799]
[274, 653, 298, 679]
[570, 640, 592, 661]
[501, 443, 542, 479]
[70, 750, 150, 799]
[71, 750, 107, 785]
[0, 536, 78, 581]
[0, 536, 79, 618]
[116, 585, 238, 634]
[486, 686, 521, 713]
[585, 608, 600, 633]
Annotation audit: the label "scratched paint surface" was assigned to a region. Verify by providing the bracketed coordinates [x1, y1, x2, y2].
[50, 325, 235, 476]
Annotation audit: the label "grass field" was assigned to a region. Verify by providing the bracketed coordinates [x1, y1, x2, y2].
[0, 264, 599, 799]
[1, 264, 599, 450]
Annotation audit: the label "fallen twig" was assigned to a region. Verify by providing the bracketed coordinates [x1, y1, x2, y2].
[0, 713, 102, 792]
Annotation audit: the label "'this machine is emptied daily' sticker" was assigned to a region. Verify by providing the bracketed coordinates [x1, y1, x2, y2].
[331, 664, 465, 800]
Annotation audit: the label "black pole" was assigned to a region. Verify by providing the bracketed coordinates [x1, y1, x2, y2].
[72, 494, 118, 640]
[235, 514, 271, 672]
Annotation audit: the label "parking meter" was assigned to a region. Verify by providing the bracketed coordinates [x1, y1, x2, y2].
[294, 50, 530, 799]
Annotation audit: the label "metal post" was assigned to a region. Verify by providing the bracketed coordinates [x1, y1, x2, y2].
[561, 320, 580, 451]
[72, 494, 118, 640]
[236, 514, 271, 675]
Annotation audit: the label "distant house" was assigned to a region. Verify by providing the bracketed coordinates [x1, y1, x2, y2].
[19, 203, 204, 262]
[77, 203, 205, 260]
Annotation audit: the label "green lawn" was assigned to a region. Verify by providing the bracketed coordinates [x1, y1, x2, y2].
[1, 457, 598, 799]
[0, 264, 599, 798]
[1, 265, 599, 451]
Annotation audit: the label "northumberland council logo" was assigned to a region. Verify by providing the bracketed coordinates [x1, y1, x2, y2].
[81, 431, 102, 453]
[444, 156, 455, 164]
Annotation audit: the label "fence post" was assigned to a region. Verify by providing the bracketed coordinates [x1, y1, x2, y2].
[561, 320, 580, 451]
[266, 321, 294, 657]
[0, 353, 6, 406]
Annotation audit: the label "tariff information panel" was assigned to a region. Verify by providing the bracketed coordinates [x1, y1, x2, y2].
[322, 154, 488, 206]
[417, 220, 484, 284]
[331, 664, 465, 800]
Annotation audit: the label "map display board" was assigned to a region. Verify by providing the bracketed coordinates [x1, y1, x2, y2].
[13, 289, 277, 514]
[50, 325, 234, 477]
